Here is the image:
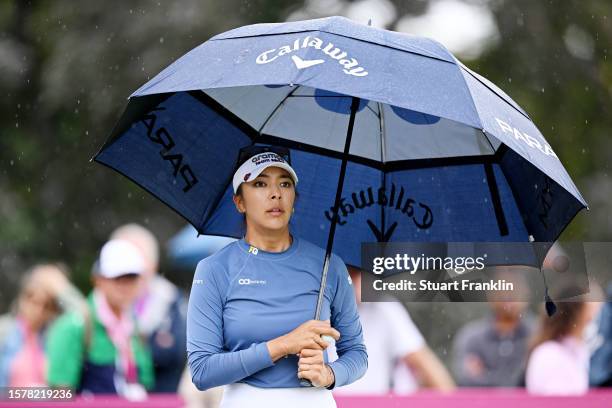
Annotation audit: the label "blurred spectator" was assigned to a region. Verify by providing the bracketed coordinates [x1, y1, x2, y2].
[178, 366, 224, 408]
[0, 263, 84, 387]
[46, 240, 154, 400]
[452, 269, 534, 387]
[328, 267, 455, 395]
[110, 223, 187, 392]
[590, 283, 612, 386]
[526, 286, 603, 395]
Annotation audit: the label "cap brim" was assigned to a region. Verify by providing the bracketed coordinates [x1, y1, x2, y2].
[249, 162, 298, 185]
[98, 270, 142, 279]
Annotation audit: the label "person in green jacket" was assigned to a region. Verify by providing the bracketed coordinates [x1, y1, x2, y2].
[46, 239, 154, 400]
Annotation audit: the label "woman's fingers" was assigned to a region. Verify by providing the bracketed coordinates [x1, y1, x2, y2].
[298, 362, 316, 372]
[297, 368, 318, 379]
[306, 337, 323, 350]
[299, 348, 323, 358]
[299, 356, 324, 365]
[297, 369, 325, 387]
[299, 348, 324, 363]
[312, 335, 329, 350]
[315, 326, 341, 340]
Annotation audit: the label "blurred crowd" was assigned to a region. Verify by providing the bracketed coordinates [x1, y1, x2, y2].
[1, 224, 611, 405]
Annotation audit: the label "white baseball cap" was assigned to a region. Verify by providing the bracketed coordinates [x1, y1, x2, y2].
[232, 151, 299, 194]
[97, 239, 146, 279]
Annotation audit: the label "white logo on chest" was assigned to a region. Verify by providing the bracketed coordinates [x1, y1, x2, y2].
[238, 278, 267, 285]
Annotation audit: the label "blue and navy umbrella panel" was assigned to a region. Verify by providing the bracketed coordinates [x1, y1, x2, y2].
[95, 16, 587, 270]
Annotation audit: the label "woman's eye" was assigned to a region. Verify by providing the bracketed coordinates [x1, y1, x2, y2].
[254, 181, 265, 187]
[281, 181, 293, 188]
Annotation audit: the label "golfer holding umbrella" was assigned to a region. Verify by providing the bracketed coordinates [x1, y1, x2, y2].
[186, 145, 368, 407]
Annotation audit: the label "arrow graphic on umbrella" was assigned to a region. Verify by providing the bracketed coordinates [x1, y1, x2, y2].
[291, 55, 325, 69]
[367, 220, 398, 242]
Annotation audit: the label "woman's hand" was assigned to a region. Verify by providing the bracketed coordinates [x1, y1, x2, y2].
[267, 319, 340, 361]
[297, 348, 335, 388]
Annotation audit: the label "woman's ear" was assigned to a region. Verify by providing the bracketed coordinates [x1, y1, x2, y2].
[232, 194, 245, 213]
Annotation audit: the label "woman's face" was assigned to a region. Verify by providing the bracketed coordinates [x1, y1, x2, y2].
[233, 166, 296, 233]
[18, 284, 58, 330]
[95, 274, 142, 312]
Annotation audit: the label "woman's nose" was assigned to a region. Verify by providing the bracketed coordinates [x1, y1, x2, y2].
[270, 184, 282, 199]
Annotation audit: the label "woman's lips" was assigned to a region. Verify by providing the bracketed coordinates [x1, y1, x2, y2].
[266, 208, 284, 216]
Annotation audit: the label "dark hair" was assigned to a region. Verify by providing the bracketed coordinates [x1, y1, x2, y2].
[527, 285, 590, 357]
[529, 301, 585, 354]
[235, 145, 292, 169]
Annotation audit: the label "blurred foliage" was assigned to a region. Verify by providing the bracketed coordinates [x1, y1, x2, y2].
[0, 0, 610, 323]
[0, 0, 303, 307]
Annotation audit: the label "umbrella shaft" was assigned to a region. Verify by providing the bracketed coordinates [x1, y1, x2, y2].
[314, 96, 360, 321]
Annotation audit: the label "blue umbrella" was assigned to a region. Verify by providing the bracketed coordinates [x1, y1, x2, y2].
[94, 16, 585, 320]
[167, 225, 236, 269]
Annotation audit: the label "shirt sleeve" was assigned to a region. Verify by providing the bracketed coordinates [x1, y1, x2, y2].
[326, 256, 368, 389]
[187, 259, 275, 391]
[382, 302, 425, 359]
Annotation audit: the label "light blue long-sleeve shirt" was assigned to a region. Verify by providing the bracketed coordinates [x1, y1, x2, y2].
[186, 234, 367, 390]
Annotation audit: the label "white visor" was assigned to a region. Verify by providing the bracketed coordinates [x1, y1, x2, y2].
[232, 152, 299, 194]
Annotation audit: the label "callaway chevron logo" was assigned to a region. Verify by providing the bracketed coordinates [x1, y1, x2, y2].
[255, 36, 368, 77]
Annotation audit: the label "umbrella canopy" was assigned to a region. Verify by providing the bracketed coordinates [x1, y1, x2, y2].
[94, 16, 587, 269]
[167, 225, 236, 269]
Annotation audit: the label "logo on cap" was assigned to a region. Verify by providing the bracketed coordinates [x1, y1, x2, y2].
[243, 173, 251, 182]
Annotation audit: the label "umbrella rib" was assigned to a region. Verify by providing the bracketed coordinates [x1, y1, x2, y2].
[256, 85, 302, 135]
[482, 129, 498, 155]
[378, 102, 387, 241]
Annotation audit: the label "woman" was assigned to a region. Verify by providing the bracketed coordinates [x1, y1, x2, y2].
[525, 285, 602, 395]
[186, 146, 368, 408]
[0, 263, 84, 387]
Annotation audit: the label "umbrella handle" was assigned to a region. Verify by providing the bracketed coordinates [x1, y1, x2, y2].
[298, 335, 336, 387]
